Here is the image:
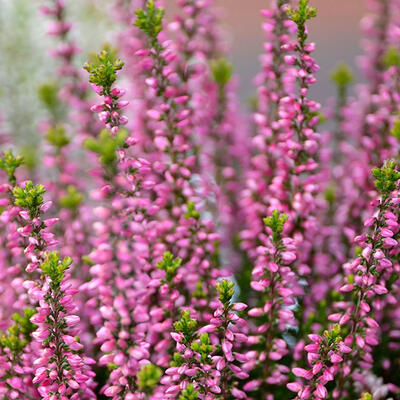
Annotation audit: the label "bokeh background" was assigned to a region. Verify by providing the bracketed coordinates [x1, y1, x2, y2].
[217, 0, 366, 101]
[0, 0, 366, 150]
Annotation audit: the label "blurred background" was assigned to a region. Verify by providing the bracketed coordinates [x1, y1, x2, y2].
[0, 0, 366, 149]
[218, 0, 366, 101]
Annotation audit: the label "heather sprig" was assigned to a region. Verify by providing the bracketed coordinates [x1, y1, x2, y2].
[0, 150, 24, 186]
[292, 162, 400, 398]
[85, 50, 128, 134]
[45, 124, 70, 150]
[13, 181, 46, 219]
[382, 46, 400, 70]
[40, 250, 72, 284]
[246, 211, 299, 395]
[157, 251, 182, 283]
[137, 363, 162, 394]
[84, 50, 124, 94]
[287, 0, 317, 46]
[372, 159, 400, 198]
[179, 383, 200, 400]
[330, 62, 354, 104]
[211, 58, 234, 98]
[264, 209, 288, 244]
[59, 185, 83, 211]
[134, 1, 164, 39]
[0, 308, 37, 358]
[84, 129, 128, 166]
[31, 251, 95, 399]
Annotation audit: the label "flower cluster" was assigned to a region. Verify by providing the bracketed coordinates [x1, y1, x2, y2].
[31, 252, 96, 399]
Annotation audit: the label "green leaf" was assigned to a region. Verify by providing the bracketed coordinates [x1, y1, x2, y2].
[19, 146, 38, 172]
[157, 251, 182, 282]
[324, 184, 336, 205]
[13, 181, 46, 217]
[391, 119, 400, 142]
[382, 47, 400, 69]
[360, 393, 373, 400]
[38, 82, 64, 119]
[216, 279, 235, 305]
[40, 252, 72, 284]
[286, 0, 317, 43]
[59, 186, 83, 210]
[84, 129, 128, 165]
[174, 310, 197, 343]
[185, 201, 200, 220]
[211, 58, 233, 89]
[179, 384, 199, 400]
[45, 125, 70, 149]
[137, 363, 162, 393]
[84, 49, 124, 92]
[0, 308, 37, 356]
[330, 63, 354, 88]
[0, 150, 24, 185]
[371, 160, 400, 197]
[134, 0, 165, 38]
[263, 210, 288, 243]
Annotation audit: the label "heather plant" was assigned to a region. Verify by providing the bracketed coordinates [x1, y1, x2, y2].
[1, 0, 400, 399]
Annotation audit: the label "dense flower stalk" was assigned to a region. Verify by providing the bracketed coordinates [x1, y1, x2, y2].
[289, 161, 400, 399]
[245, 210, 301, 396]
[134, 1, 222, 304]
[31, 252, 96, 399]
[40, 0, 99, 139]
[165, 280, 248, 399]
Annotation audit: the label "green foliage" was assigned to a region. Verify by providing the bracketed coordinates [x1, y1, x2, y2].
[324, 184, 336, 205]
[263, 209, 288, 243]
[137, 363, 162, 393]
[0, 150, 23, 185]
[172, 351, 184, 366]
[382, 47, 400, 69]
[174, 310, 197, 343]
[38, 82, 59, 109]
[11, 308, 37, 341]
[185, 201, 200, 220]
[45, 125, 70, 149]
[19, 146, 37, 172]
[323, 324, 342, 346]
[107, 362, 118, 371]
[330, 62, 354, 88]
[134, 0, 164, 38]
[82, 255, 95, 266]
[38, 82, 64, 120]
[211, 58, 233, 89]
[371, 160, 400, 197]
[192, 281, 206, 300]
[216, 279, 234, 305]
[40, 251, 73, 284]
[315, 111, 327, 125]
[84, 129, 128, 165]
[13, 181, 46, 218]
[179, 384, 199, 400]
[84, 50, 124, 92]
[391, 119, 400, 142]
[287, 0, 317, 44]
[248, 95, 258, 112]
[0, 308, 37, 357]
[59, 185, 83, 211]
[157, 251, 182, 282]
[360, 393, 373, 400]
[191, 333, 213, 363]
